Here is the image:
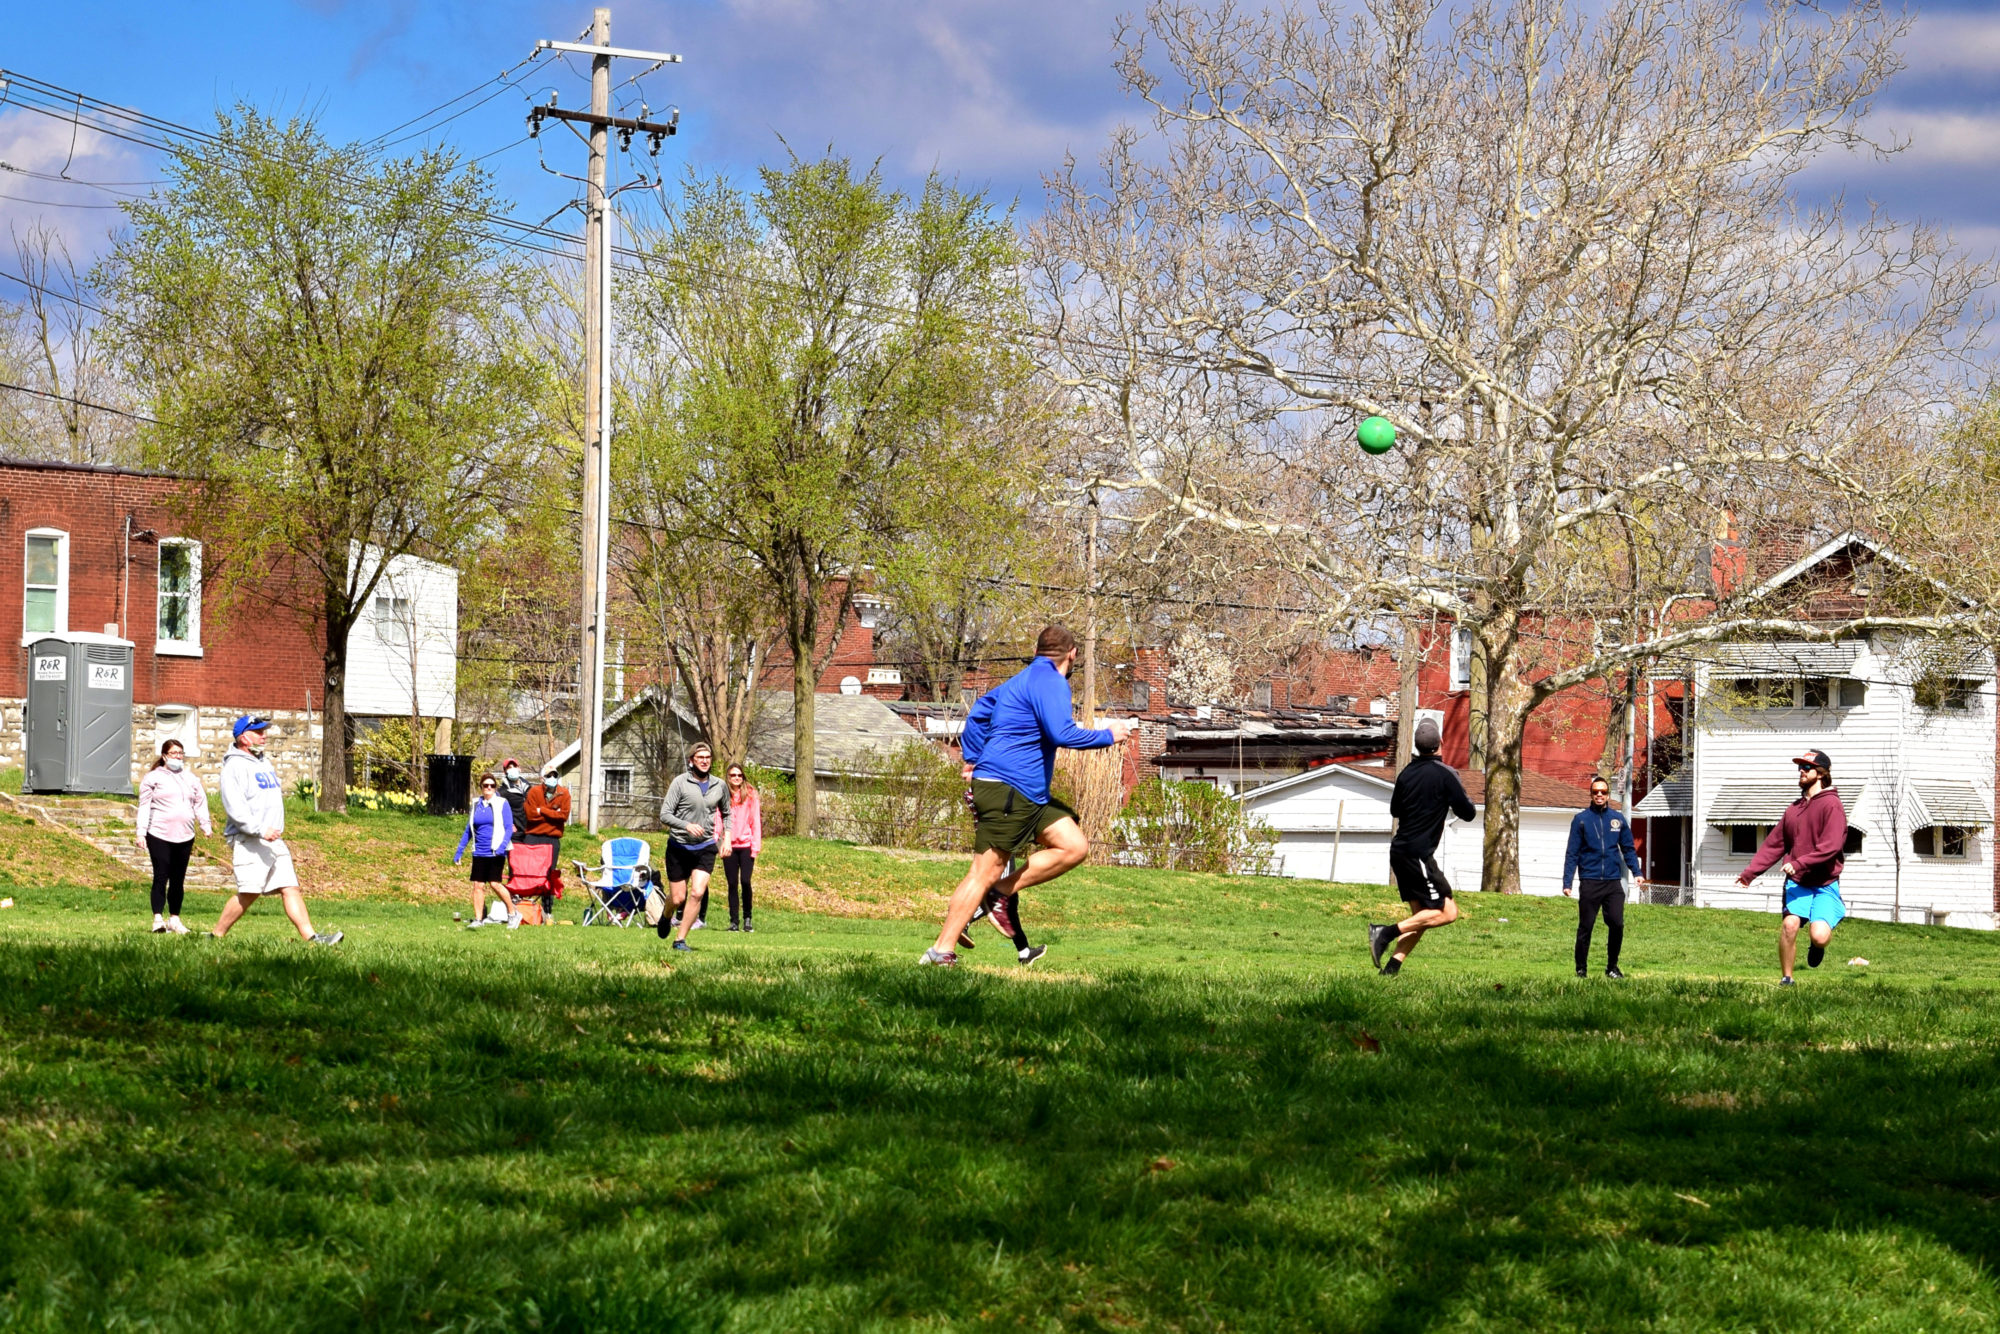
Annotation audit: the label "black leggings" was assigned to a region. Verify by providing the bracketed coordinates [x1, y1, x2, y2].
[1575, 879, 1625, 971]
[146, 835, 194, 916]
[723, 850, 755, 923]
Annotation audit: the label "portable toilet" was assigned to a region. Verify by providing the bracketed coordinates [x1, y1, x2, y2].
[24, 632, 136, 795]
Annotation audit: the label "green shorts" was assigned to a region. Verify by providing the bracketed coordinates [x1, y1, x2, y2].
[971, 779, 1079, 858]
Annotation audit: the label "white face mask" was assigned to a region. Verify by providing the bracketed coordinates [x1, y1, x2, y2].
[544, 775, 559, 789]
[165, 757, 184, 772]
[504, 766, 520, 780]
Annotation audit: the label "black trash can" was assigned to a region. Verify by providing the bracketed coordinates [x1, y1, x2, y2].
[427, 754, 474, 816]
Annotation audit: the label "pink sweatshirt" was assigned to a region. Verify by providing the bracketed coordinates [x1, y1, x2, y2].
[727, 787, 763, 854]
[136, 766, 213, 844]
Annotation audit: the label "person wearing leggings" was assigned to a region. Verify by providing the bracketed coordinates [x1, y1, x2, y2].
[135, 739, 213, 934]
[721, 764, 762, 931]
[1562, 776, 1641, 978]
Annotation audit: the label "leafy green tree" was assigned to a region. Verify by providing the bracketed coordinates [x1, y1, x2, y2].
[101, 110, 532, 811]
[627, 153, 1027, 833]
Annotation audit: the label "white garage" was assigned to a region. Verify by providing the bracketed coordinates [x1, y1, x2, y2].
[1239, 761, 1597, 894]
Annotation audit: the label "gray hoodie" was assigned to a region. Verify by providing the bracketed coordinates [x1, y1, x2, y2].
[659, 769, 730, 848]
[221, 746, 286, 840]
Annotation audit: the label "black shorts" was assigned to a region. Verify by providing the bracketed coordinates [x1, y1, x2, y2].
[1389, 848, 1453, 910]
[663, 841, 716, 883]
[970, 779, 1079, 858]
[469, 854, 507, 883]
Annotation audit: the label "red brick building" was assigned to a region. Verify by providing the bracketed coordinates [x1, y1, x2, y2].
[1, 458, 326, 789]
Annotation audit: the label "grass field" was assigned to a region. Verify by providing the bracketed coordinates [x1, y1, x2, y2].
[2, 802, 1999, 1330]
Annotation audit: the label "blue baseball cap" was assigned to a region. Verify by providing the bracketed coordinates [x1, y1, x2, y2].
[232, 715, 273, 738]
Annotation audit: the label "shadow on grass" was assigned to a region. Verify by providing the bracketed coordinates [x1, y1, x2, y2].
[0, 939, 1997, 1330]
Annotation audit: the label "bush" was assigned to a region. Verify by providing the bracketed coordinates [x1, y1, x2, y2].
[350, 719, 430, 793]
[742, 763, 796, 837]
[832, 742, 969, 851]
[1113, 779, 1278, 875]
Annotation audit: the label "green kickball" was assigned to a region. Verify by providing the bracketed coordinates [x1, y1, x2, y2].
[1357, 416, 1397, 455]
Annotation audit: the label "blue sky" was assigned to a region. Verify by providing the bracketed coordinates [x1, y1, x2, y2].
[3, 1, 1999, 266]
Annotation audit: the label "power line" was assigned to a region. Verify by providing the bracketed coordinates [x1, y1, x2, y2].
[0, 378, 158, 423]
[362, 52, 548, 147]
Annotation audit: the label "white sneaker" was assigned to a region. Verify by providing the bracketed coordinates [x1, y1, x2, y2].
[691, 918, 706, 930]
[507, 912, 523, 930]
[466, 917, 486, 929]
[151, 916, 167, 934]
[167, 917, 190, 935]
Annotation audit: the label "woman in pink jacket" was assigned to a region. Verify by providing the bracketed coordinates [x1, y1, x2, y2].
[135, 739, 213, 934]
[722, 763, 762, 932]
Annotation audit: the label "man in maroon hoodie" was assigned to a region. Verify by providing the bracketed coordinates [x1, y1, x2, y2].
[1736, 747, 1847, 986]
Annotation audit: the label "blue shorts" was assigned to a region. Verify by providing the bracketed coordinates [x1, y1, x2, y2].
[1783, 879, 1845, 929]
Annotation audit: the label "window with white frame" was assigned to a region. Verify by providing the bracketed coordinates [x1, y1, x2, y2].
[1728, 824, 1771, 857]
[23, 529, 66, 636]
[373, 594, 413, 647]
[1449, 626, 1474, 692]
[156, 540, 201, 652]
[1912, 826, 1971, 859]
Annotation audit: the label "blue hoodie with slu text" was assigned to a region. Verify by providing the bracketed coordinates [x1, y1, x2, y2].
[960, 656, 1117, 805]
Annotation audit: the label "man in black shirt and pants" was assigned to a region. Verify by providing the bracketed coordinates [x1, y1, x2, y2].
[1369, 718, 1476, 975]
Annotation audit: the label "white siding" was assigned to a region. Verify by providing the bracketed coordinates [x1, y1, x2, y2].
[1689, 639, 1995, 928]
[343, 547, 459, 719]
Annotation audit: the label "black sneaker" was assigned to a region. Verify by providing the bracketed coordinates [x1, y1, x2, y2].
[956, 930, 977, 950]
[1018, 944, 1047, 967]
[1779, 976, 1795, 987]
[727, 922, 741, 932]
[672, 939, 692, 953]
[743, 918, 754, 934]
[1605, 966, 1625, 980]
[1576, 968, 1587, 978]
[1367, 924, 1397, 969]
[1380, 957, 1402, 976]
[1807, 942, 1825, 969]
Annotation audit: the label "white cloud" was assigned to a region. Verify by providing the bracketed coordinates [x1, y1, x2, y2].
[1865, 107, 2000, 166]
[0, 107, 153, 263]
[1897, 12, 2000, 77]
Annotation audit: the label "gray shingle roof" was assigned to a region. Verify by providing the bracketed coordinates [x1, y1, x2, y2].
[745, 692, 927, 776]
[1707, 782, 1864, 827]
[1908, 781, 1992, 830]
[1702, 643, 1860, 676]
[1633, 770, 1691, 817]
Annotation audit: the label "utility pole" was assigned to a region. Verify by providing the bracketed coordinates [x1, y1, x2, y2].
[1081, 492, 1099, 724]
[529, 10, 679, 833]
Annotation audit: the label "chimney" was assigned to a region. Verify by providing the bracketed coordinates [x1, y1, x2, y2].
[1710, 509, 1746, 597]
[1132, 645, 1169, 717]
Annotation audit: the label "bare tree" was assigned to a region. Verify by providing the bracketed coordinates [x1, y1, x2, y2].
[1034, 0, 1993, 891]
[1, 222, 132, 462]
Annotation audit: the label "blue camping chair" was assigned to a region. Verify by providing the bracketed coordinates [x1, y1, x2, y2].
[575, 837, 653, 927]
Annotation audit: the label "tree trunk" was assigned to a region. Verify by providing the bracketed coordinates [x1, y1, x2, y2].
[1477, 618, 1532, 895]
[790, 607, 819, 837]
[319, 629, 351, 814]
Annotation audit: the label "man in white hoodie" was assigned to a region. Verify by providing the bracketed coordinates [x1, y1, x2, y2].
[210, 716, 341, 945]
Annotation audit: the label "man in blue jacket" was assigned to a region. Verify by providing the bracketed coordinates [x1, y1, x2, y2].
[1563, 775, 1641, 978]
[920, 624, 1134, 967]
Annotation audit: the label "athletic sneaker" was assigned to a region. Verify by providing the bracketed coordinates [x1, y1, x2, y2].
[1018, 945, 1047, 967]
[742, 918, 754, 934]
[988, 896, 1018, 940]
[1379, 957, 1402, 976]
[151, 916, 167, 934]
[727, 922, 741, 932]
[1779, 976, 1795, 987]
[1605, 966, 1625, 980]
[1367, 923, 1397, 970]
[167, 917, 190, 935]
[672, 939, 692, 952]
[957, 930, 977, 950]
[506, 912, 523, 931]
[466, 917, 487, 930]
[309, 932, 343, 946]
[918, 948, 958, 967]
[692, 918, 706, 931]
[1575, 968, 1587, 978]
[1807, 942, 1825, 969]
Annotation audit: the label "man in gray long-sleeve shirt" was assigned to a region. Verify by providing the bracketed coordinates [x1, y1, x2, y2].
[656, 742, 730, 951]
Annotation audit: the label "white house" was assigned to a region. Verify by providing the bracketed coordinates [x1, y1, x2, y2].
[1635, 535, 1996, 928]
[1239, 760, 1598, 893]
[343, 545, 458, 722]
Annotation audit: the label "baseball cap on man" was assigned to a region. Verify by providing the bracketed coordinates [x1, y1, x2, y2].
[232, 715, 273, 739]
[1792, 747, 1832, 771]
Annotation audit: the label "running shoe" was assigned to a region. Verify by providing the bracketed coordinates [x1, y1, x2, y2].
[310, 931, 343, 946]
[918, 948, 958, 967]
[1379, 957, 1402, 976]
[167, 918, 189, 935]
[727, 922, 741, 932]
[988, 896, 1018, 941]
[1807, 942, 1825, 969]
[506, 912, 523, 931]
[672, 939, 693, 952]
[1778, 976, 1795, 987]
[466, 917, 486, 930]
[692, 918, 706, 931]
[743, 918, 754, 934]
[1605, 966, 1625, 980]
[1575, 968, 1587, 978]
[151, 917, 166, 934]
[1018, 945, 1047, 967]
[956, 929, 977, 950]
[1368, 923, 1397, 970]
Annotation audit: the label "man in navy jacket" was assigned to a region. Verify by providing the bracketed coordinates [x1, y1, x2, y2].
[919, 624, 1134, 967]
[1563, 776, 1641, 978]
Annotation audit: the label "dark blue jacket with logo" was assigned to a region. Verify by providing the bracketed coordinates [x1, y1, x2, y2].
[1563, 803, 1641, 888]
